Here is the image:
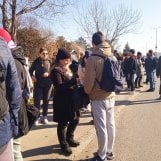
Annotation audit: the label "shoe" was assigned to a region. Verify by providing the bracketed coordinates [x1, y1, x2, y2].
[139, 85, 143, 87]
[90, 155, 107, 161]
[146, 89, 154, 92]
[61, 145, 72, 156]
[34, 117, 40, 126]
[106, 152, 114, 160]
[128, 91, 135, 94]
[67, 139, 80, 147]
[156, 95, 161, 100]
[42, 116, 49, 124]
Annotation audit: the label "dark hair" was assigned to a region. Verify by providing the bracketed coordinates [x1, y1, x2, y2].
[92, 31, 104, 45]
[148, 49, 153, 54]
[137, 51, 142, 56]
[129, 49, 135, 54]
[39, 48, 47, 53]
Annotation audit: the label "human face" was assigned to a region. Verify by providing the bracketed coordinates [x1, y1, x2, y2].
[59, 59, 70, 66]
[39, 50, 48, 60]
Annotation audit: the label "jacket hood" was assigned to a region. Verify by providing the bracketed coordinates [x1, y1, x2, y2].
[11, 46, 26, 65]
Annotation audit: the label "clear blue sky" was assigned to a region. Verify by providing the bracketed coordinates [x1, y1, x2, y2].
[51, 0, 161, 54]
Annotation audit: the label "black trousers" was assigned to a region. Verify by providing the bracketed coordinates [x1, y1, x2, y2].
[34, 84, 52, 116]
[135, 76, 142, 87]
[57, 118, 79, 148]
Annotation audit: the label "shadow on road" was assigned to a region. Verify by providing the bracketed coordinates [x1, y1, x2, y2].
[129, 98, 161, 105]
[32, 159, 72, 161]
[22, 144, 63, 158]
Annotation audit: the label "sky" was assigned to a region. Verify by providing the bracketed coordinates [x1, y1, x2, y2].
[51, 0, 161, 54]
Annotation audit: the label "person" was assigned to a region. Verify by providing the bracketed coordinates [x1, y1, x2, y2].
[77, 51, 91, 112]
[84, 32, 115, 161]
[123, 49, 137, 94]
[145, 49, 158, 92]
[11, 46, 31, 161]
[29, 48, 52, 125]
[0, 28, 22, 161]
[156, 56, 161, 99]
[50, 48, 80, 156]
[135, 52, 144, 88]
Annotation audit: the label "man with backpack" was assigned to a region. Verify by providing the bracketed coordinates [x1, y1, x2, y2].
[0, 29, 22, 161]
[84, 32, 116, 161]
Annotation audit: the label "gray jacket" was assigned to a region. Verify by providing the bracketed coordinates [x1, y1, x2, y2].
[0, 38, 22, 147]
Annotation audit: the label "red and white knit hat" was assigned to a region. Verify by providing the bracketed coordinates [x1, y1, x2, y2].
[0, 28, 16, 48]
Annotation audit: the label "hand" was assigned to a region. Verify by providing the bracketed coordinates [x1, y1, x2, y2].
[31, 76, 37, 82]
[43, 72, 49, 77]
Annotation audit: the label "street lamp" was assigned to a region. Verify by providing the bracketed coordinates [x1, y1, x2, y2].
[153, 27, 161, 55]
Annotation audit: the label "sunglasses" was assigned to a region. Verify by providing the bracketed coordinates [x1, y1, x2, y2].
[42, 52, 48, 55]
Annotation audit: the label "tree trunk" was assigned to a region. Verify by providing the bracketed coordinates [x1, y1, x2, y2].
[2, 0, 10, 32]
[11, 0, 17, 42]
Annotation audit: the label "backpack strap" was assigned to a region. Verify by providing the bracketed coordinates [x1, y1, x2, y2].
[91, 54, 107, 85]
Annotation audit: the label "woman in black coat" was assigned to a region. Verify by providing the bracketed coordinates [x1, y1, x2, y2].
[50, 48, 80, 156]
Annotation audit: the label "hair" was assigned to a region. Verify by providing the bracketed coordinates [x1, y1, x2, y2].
[148, 49, 153, 54]
[39, 47, 47, 53]
[137, 51, 142, 56]
[92, 31, 104, 45]
[129, 49, 135, 54]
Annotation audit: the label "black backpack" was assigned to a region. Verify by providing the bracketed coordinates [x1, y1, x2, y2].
[92, 54, 123, 92]
[0, 63, 9, 120]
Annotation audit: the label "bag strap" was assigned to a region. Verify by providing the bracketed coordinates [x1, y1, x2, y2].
[91, 54, 106, 85]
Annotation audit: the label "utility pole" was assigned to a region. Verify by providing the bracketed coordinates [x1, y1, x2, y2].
[153, 27, 161, 55]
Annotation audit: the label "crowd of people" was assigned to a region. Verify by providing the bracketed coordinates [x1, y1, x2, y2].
[0, 28, 161, 161]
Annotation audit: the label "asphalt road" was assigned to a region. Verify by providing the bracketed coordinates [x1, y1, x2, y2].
[22, 79, 161, 161]
[75, 80, 161, 161]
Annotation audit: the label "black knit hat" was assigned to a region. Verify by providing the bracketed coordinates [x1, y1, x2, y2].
[56, 48, 71, 60]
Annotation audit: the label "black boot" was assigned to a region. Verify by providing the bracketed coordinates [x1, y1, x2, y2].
[67, 139, 80, 147]
[66, 119, 80, 147]
[57, 122, 72, 156]
[60, 144, 72, 156]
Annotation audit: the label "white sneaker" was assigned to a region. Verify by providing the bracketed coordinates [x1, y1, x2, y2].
[34, 117, 40, 126]
[42, 116, 49, 124]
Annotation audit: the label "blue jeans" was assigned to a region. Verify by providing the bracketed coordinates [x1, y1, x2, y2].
[147, 70, 155, 90]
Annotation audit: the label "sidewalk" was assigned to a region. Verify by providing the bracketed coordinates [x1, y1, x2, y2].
[22, 84, 148, 161]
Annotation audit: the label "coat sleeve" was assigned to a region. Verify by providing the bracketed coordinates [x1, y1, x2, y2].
[5, 47, 22, 136]
[29, 60, 35, 77]
[84, 58, 96, 94]
[6, 48, 22, 112]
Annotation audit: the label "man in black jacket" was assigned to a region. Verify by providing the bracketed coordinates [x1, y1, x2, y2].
[124, 49, 137, 94]
[29, 48, 52, 125]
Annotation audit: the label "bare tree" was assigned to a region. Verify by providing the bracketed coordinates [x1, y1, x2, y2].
[0, 0, 73, 41]
[75, 1, 141, 46]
